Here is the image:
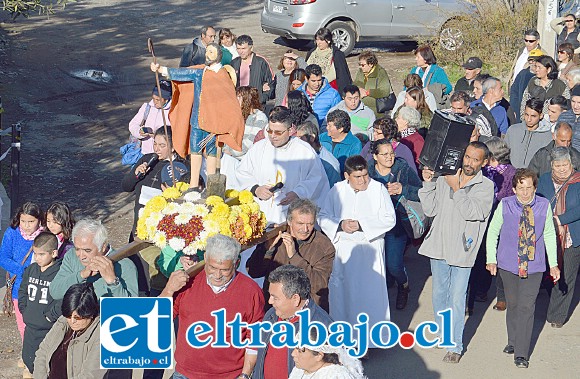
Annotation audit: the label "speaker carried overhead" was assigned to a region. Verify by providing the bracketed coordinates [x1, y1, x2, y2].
[419, 110, 475, 175]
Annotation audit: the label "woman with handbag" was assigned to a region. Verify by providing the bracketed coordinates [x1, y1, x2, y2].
[353, 51, 394, 117]
[409, 45, 452, 109]
[0, 201, 44, 341]
[367, 138, 422, 310]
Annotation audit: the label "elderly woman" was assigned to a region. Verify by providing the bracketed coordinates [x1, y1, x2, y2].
[410, 45, 452, 108]
[537, 146, 580, 329]
[34, 283, 105, 378]
[352, 50, 393, 116]
[486, 168, 560, 369]
[564, 67, 580, 91]
[361, 117, 416, 174]
[395, 106, 424, 169]
[468, 137, 518, 313]
[368, 139, 422, 310]
[289, 330, 364, 379]
[306, 28, 351, 95]
[521, 56, 570, 119]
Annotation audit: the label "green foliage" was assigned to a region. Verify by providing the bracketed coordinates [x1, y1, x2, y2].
[419, 0, 539, 82]
[2, 0, 74, 19]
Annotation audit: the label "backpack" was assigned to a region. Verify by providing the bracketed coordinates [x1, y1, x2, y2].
[395, 195, 431, 239]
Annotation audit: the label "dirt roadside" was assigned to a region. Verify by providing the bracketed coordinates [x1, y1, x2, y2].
[0, 1, 577, 379]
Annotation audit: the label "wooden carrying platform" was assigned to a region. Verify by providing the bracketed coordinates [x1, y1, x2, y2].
[107, 223, 287, 278]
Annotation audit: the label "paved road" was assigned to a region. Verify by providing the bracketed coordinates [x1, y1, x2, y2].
[0, 1, 578, 378]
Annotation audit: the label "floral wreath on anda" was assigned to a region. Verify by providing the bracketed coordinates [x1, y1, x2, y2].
[136, 183, 267, 258]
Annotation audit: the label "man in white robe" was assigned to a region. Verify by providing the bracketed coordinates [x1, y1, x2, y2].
[236, 106, 330, 225]
[319, 155, 396, 349]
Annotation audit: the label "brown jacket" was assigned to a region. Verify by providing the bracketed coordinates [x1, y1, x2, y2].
[246, 230, 335, 312]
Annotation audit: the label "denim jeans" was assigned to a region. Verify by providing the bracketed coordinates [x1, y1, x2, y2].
[172, 372, 188, 379]
[430, 258, 471, 354]
[384, 226, 408, 286]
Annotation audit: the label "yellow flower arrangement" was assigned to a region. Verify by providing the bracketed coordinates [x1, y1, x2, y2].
[238, 190, 254, 204]
[162, 186, 182, 200]
[206, 195, 224, 206]
[225, 189, 239, 198]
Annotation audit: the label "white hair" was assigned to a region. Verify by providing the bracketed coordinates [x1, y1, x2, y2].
[398, 106, 421, 128]
[71, 218, 108, 250]
[205, 234, 241, 262]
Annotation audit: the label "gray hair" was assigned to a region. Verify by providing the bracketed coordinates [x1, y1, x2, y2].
[286, 198, 318, 223]
[205, 234, 241, 262]
[296, 121, 319, 139]
[398, 106, 421, 128]
[71, 218, 108, 250]
[481, 77, 500, 96]
[567, 68, 580, 87]
[554, 121, 573, 134]
[484, 136, 511, 164]
[268, 265, 311, 300]
[200, 25, 214, 36]
[550, 146, 572, 164]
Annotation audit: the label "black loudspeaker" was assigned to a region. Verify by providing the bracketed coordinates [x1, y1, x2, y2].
[419, 110, 475, 175]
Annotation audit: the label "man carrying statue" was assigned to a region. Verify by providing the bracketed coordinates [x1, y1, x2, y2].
[151, 42, 245, 190]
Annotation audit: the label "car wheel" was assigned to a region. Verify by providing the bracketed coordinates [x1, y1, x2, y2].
[439, 19, 464, 51]
[327, 21, 356, 56]
[281, 37, 310, 49]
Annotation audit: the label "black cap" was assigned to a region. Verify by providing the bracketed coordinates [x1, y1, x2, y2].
[462, 57, 483, 70]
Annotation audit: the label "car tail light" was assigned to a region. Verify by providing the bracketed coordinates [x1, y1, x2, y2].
[290, 0, 316, 4]
[292, 23, 305, 28]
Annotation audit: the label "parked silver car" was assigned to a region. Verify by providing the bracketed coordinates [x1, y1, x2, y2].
[261, 0, 472, 55]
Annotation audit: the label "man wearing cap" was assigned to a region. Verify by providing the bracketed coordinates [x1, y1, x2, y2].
[510, 49, 543, 123]
[128, 81, 172, 155]
[455, 57, 482, 97]
[558, 86, 580, 150]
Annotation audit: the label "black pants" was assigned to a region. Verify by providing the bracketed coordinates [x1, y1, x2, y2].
[467, 243, 492, 309]
[547, 245, 580, 324]
[500, 269, 542, 359]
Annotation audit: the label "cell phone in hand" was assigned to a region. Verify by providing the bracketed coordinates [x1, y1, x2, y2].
[141, 127, 154, 134]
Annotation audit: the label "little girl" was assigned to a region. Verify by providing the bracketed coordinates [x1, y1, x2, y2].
[46, 201, 75, 258]
[0, 201, 44, 339]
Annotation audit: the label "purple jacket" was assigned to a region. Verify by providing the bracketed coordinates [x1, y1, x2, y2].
[496, 195, 549, 275]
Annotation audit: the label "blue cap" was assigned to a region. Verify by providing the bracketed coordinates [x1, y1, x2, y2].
[160, 162, 188, 186]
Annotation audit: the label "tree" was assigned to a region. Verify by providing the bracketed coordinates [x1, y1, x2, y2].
[2, 0, 75, 18]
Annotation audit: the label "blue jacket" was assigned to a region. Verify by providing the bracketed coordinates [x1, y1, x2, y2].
[299, 79, 341, 130]
[410, 64, 452, 94]
[537, 172, 580, 247]
[471, 97, 508, 135]
[252, 298, 333, 379]
[0, 227, 34, 299]
[319, 131, 362, 173]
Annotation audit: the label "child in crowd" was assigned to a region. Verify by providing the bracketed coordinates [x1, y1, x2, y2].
[18, 232, 62, 378]
[45, 201, 75, 258]
[0, 202, 44, 341]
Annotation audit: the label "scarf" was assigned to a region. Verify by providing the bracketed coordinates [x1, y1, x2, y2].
[307, 48, 335, 82]
[552, 171, 580, 268]
[19, 226, 44, 241]
[400, 127, 417, 138]
[517, 203, 535, 278]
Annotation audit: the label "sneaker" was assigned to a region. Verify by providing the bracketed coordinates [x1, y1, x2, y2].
[396, 284, 410, 310]
[550, 322, 564, 328]
[442, 352, 462, 363]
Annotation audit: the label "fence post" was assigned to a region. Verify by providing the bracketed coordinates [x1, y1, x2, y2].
[10, 122, 21, 217]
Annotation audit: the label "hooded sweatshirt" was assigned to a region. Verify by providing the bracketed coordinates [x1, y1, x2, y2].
[504, 121, 552, 168]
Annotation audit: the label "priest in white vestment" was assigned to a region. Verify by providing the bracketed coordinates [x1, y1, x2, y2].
[236, 106, 330, 225]
[319, 155, 396, 349]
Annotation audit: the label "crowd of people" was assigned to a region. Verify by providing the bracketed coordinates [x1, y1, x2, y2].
[1, 17, 580, 378]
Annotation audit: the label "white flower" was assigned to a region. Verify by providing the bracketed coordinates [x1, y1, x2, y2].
[184, 191, 202, 202]
[138, 208, 144, 218]
[174, 213, 192, 225]
[162, 202, 180, 215]
[168, 237, 186, 252]
[192, 204, 210, 217]
[182, 245, 197, 256]
[204, 219, 220, 234]
[179, 202, 196, 215]
[153, 232, 167, 248]
[145, 212, 163, 228]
